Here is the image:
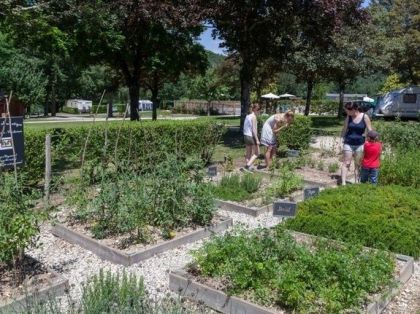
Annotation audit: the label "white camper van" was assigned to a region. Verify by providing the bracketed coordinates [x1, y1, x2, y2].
[65, 99, 93, 113]
[374, 86, 420, 119]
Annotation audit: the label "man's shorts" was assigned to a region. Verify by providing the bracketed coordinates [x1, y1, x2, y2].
[244, 135, 256, 145]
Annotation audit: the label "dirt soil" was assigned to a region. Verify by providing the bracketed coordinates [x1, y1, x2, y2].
[0, 256, 56, 302]
[64, 214, 227, 254]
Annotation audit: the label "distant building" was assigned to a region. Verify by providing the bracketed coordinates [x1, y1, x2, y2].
[326, 93, 367, 102]
[139, 100, 153, 111]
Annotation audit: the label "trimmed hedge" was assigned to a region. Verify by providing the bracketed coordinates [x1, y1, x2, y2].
[286, 185, 420, 258]
[22, 119, 225, 184]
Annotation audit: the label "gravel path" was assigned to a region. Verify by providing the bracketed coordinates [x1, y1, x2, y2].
[27, 209, 419, 313]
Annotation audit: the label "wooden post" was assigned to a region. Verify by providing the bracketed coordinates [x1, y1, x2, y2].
[44, 134, 51, 207]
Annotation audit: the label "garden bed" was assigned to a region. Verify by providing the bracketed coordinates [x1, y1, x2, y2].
[51, 216, 233, 266]
[170, 229, 414, 314]
[0, 255, 69, 313]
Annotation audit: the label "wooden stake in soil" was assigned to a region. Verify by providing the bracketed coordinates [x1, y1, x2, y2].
[44, 134, 52, 207]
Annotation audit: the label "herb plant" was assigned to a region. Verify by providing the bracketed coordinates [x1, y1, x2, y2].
[191, 227, 395, 313]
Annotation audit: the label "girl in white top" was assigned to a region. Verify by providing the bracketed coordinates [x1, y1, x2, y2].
[243, 103, 260, 170]
[261, 111, 294, 168]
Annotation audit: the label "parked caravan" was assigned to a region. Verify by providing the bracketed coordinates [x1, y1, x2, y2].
[65, 99, 93, 113]
[374, 86, 420, 119]
[138, 100, 153, 111]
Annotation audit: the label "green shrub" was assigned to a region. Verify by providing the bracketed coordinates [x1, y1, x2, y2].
[277, 115, 312, 150]
[380, 149, 420, 188]
[61, 106, 80, 114]
[91, 104, 108, 114]
[286, 185, 420, 258]
[0, 173, 43, 265]
[374, 121, 420, 149]
[73, 157, 216, 241]
[241, 173, 262, 193]
[328, 162, 339, 173]
[191, 227, 395, 313]
[212, 173, 263, 202]
[22, 119, 225, 184]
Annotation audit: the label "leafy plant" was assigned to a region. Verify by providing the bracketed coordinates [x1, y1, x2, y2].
[286, 185, 420, 258]
[327, 162, 339, 173]
[0, 173, 44, 266]
[266, 166, 303, 198]
[191, 227, 395, 313]
[241, 173, 262, 193]
[374, 120, 420, 150]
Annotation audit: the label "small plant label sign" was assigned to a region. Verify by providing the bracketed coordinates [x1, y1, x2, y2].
[273, 201, 297, 217]
[304, 187, 320, 200]
[207, 165, 217, 177]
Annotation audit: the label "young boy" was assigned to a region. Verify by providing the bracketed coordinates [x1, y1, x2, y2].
[360, 130, 382, 184]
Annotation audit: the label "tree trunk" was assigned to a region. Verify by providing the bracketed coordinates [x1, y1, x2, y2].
[151, 89, 158, 121]
[50, 71, 57, 117]
[107, 96, 113, 118]
[128, 82, 140, 121]
[337, 82, 345, 118]
[304, 79, 314, 116]
[239, 65, 252, 131]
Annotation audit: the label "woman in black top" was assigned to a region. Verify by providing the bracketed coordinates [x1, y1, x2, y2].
[340, 102, 372, 185]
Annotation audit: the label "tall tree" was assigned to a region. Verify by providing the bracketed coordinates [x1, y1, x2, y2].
[204, 0, 297, 130]
[387, 0, 419, 84]
[141, 28, 208, 120]
[72, 0, 206, 121]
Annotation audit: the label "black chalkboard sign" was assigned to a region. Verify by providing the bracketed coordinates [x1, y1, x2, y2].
[304, 187, 320, 200]
[207, 165, 217, 177]
[273, 201, 297, 217]
[0, 117, 24, 168]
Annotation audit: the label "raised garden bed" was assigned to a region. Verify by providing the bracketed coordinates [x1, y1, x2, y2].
[0, 256, 69, 313]
[216, 181, 325, 217]
[51, 216, 233, 266]
[170, 253, 413, 314]
[171, 228, 414, 314]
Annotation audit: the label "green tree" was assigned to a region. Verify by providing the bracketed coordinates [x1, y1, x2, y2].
[0, 32, 47, 111]
[72, 0, 206, 121]
[388, 0, 419, 84]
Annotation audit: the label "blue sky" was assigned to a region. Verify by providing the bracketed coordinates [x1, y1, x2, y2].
[198, 0, 371, 55]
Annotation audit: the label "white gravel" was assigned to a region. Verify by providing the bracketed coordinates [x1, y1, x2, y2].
[27, 208, 419, 313]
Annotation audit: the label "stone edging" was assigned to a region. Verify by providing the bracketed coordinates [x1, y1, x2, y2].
[170, 248, 414, 314]
[51, 217, 233, 266]
[0, 266, 69, 313]
[215, 199, 272, 217]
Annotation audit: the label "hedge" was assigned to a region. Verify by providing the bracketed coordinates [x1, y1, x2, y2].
[22, 119, 225, 184]
[286, 184, 420, 258]
[374, 120, 420, 150]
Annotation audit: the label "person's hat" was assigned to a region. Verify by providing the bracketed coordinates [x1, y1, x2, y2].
[367, 130, 379, 139]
